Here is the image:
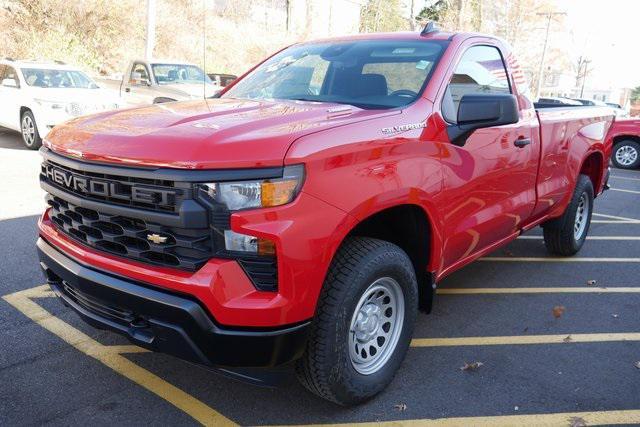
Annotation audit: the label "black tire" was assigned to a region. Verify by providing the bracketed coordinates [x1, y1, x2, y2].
[542, 174, 594, 256]
[611, 140, 640, 169]
[295, 237, 418, 405]
[21, 110, 42, 150]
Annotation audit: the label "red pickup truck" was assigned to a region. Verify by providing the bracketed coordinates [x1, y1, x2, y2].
[37, 28, 613, 405]
[606, 118, 640, 169]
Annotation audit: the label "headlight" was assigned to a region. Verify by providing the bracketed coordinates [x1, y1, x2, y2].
[196, 165, 304, 255]
[197, 164, 305, 211]
[34, 99, 66, 110]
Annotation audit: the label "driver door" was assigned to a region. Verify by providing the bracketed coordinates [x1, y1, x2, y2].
[122, 63, 154, 106]
[438, 44, 539, 269]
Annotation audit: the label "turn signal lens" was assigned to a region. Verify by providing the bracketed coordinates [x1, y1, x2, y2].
[261, 179, 298, 207]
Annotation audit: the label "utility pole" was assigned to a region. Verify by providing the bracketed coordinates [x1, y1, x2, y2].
[534, 11, 566, 100]
[580, 59, 592, 98]
[145, 0, 157, 61]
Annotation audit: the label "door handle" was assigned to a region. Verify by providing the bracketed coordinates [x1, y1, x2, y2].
[514, 138, 531, 148]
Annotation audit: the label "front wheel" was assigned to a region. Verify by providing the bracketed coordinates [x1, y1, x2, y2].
[612, 140, 640, 169]
[542, 174, 594, 256]
[21, 110, 42, 150]
[296, 237, 418, 405]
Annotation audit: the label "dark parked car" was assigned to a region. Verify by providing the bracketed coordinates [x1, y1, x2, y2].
[207, 73, 237, 87]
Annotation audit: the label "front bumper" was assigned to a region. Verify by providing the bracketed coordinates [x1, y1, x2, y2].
[37, 237, 309, 368]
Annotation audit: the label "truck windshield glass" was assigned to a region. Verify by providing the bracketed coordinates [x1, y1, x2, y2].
[21, 68, 98, 89]
[152, 64, 212, 85]
[222, 39, 446, 109]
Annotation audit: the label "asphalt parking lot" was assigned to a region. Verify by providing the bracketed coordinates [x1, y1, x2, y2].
[1, 127, 640, 426]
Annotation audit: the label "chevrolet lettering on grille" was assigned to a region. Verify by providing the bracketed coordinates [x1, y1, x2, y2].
[43, 164, 175, 206]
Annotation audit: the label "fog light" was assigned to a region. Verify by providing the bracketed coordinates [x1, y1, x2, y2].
[224, 230, 275, 255]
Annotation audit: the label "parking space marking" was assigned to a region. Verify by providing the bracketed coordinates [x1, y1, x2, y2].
[305, 410, 640, 426]
[592, 220, 640, 223]
[593, 212, 640, 222]
[437, 287, 640, 294]
[411, 332, 640, 347]
[2, 285, 236, 427]
[480, 257, 640, 262]
[610, 175, 640, 182]
[518, 235, 640, 240]
[610, 187, 640, 195]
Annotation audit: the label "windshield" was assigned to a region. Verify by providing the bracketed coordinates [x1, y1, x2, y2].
[21, 68, 98, 88]
[222, 39, 446, 109]
[151, 64, 212, 85]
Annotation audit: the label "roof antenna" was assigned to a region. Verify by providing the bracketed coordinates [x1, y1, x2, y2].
[420, 21, 439, 36]
[202, 0, 206, 100]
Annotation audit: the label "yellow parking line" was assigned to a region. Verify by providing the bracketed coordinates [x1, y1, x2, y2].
[410, 332, 640, 347]
[480, 257, 640, 262]
[592, 220, 640, 223]
[593, 212, 640, 222]
[610, 175, 640, 182]
[437, 287, 640, 294]
[518, 235, 640, 240]
[299, 409, 640, 426]
[611, 187, 640, 195]
[2, 285, 235, 427]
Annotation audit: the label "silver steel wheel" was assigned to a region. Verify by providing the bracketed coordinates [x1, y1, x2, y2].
[348, 277, 404, 375]
[615, 144, 638, 166]
[574, 192, 589, 240]
[21, 114, 35, 147]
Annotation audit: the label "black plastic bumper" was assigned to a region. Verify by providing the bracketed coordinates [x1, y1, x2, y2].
[37, 238, 309, 369]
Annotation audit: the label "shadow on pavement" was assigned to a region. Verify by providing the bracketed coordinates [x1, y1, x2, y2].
[0, 127, 28, 150]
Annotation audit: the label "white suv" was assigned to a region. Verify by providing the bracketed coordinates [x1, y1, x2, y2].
[0, 59, 120, 149]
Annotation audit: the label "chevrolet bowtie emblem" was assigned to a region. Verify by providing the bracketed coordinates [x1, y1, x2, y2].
[147, 233, 168, 244]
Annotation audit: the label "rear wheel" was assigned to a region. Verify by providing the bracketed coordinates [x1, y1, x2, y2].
[296, 237, 418, 405]
[542, 174, 594, 255]
[612, 140, 640, 169]
[21, 110, 42, 150]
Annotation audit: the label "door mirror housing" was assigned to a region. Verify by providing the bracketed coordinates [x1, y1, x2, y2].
[130, 72, 151, 86]
[447, 93, 519, 146]
[2, 78, 18, 88]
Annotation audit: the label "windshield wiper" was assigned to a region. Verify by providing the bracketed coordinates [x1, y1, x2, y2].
[286, 98, 391, 110]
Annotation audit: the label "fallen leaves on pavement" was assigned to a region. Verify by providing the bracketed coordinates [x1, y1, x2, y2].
[553, 305, 566, 318]
[460, 361, 484, 371]
[568, 416, 587, 427]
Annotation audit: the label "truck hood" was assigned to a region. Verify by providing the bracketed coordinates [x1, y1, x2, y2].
[45, 98, 397, 169]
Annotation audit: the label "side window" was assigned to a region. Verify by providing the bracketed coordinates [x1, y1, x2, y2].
[2, 66, 20, 88]
[130, 63, 150, 85]
[442, 45, 510, 123]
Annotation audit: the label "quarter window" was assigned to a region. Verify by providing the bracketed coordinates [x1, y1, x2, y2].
[442, 45, 511, 123]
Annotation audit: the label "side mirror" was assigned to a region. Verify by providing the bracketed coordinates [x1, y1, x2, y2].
[447, 93, 519, 146]
[2, 78, 18, 88]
